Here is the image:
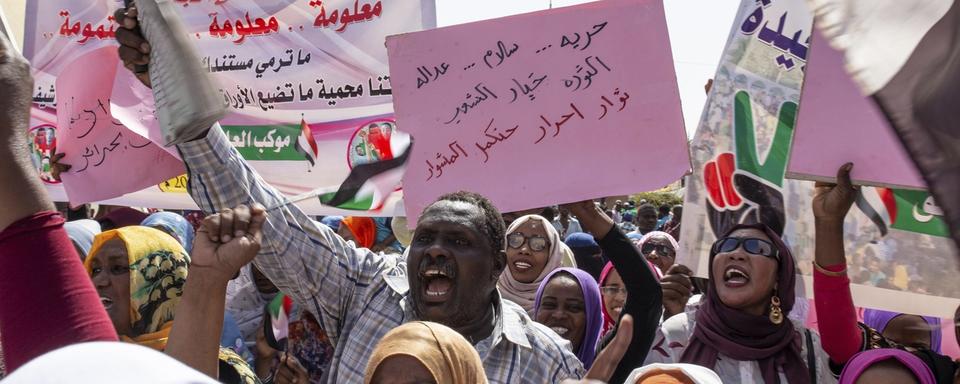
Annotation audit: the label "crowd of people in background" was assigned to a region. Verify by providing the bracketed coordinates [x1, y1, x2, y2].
[1, 6, 959, 384]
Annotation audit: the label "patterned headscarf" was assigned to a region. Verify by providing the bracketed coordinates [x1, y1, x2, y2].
[85, 226, 191, 350]
[365, 321, 487, 384]
[141, 212, 196, 253]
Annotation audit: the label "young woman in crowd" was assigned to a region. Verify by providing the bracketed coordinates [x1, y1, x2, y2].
[534, 268, 604, 369]
[364, 321, 488, 384]
[813, 164, 959, 383]
[84, 226, 260, 383]
[498, 214, 576, 314]
[637, 231, 679, 274]
[649, 222, 834, 383]
[555, 201, 664, 383]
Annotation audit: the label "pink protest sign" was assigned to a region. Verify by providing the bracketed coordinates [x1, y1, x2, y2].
[788, 31, 925, 189]
[56, 47, 185, 204]
[387, 0, 689, 223]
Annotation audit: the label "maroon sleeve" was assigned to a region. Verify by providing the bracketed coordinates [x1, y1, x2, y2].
[0, 211, 117, 372]
[813, 263, 863, 364]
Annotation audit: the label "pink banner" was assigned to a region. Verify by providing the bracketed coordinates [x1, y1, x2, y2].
[387, 0, 689, 223]
[788, 31, 924, 189]
[56, 47, 185, 204]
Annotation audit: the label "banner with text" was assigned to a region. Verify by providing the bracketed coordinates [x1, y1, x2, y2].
[676, 0, 960, 317]
[386, 0, 689, 223]
[23, 0, 435, 214]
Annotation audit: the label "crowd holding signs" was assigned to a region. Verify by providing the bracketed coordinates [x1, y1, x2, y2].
[0, 0, 959, 383]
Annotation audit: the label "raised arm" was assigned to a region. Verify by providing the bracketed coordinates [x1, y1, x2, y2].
[165, 208, 266, 379]
[564, 201, 662, 384]
[812, 163, 862, 365]
[0, 31, 116, 371]
[113, 5, 386, 345]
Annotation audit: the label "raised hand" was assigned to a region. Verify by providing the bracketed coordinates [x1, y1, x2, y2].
[661, 264, 693, 319]
[114, 3, 152, 88]
[581, 315, 634, 383]
[192, 204, 267, 282]
[813, 163, 859, 223]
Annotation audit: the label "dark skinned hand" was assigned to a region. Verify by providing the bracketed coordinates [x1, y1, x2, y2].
[559, 315, 634, 384]
[813, 163, 859, 223]
[275, 353, 309, 384]
[661, 264, 693, 319]
[193, 205, 266, 282]
[113, 4, 153, 88]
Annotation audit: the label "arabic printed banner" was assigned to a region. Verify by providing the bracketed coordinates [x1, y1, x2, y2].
[56, 47, 186, 203]
[23, 0, 435, 215]
[676, 0, 960, 317]
[387, 0, 689, 224]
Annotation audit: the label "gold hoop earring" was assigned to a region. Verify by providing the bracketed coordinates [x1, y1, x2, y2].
[769, 295, 784, 325]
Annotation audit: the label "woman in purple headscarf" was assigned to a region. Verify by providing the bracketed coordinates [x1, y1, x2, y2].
[839, 349, 936, 384]
[533, 268, 603, 369]
[646, 222, 832, 383]
[863, 309, 942, 352]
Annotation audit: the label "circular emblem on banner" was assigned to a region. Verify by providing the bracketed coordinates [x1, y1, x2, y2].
[346, 119, 399, 169]
[28, 124, 61, 184]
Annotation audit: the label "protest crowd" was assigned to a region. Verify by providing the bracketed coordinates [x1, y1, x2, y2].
[2, 0, 960, 384]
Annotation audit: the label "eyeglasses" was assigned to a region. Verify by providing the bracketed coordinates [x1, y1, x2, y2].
[641, 243, 676, 257]
[600, 286, 627, 296]
[712, 237, 779, 259]
[507, 232, 548, 252]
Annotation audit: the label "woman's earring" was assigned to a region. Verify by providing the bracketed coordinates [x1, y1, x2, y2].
[769, 295, 784, 325]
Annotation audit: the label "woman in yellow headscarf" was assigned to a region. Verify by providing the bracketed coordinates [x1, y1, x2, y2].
[85, 226, 259, 383]
[364, 321, 488, 384]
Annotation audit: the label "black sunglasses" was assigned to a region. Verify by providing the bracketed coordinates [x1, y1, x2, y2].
[641, 242, 675, 257]
[713, 237, 779, 259]
[507, 232, 548, 252]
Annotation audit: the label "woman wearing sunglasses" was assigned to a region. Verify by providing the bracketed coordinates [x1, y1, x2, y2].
[498, 214, 576, 314]
[646, 223, 833, 383]
[637, 231, 679, 274]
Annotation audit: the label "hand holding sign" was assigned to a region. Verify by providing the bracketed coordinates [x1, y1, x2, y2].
[0, 26, 33, 144]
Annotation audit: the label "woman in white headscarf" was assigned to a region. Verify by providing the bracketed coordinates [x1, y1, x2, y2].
[498, 214, 575, 314]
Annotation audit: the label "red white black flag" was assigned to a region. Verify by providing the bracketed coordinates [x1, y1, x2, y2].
[810, 0, 960, 248]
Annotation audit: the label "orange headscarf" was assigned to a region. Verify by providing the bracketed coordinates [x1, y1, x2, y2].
[342, 217, 377, 248]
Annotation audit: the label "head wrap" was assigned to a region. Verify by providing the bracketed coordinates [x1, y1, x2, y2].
[85, 226, 191, 350]
[839, 349, 936, 384]
[863, 309, 942, 353]
[680, 223, 809, 384]
[565, 232, 605, 280]
[498, 215, 568, 314]
[342, 217, 377, 249]
[64, 219, 101, 261]
[98, 207, 149, 229]
[141, 212, 195, 253]
[624, 363, 723, 384]
[364, 321, 487, 384]
[533, 268, 603, 369]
